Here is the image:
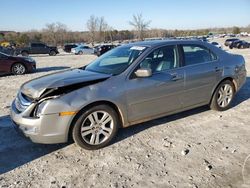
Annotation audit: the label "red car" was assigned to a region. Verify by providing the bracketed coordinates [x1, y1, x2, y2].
[0, 52, 36, 75]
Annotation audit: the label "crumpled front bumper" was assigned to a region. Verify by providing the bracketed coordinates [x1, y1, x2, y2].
[10, 101, 72, 144]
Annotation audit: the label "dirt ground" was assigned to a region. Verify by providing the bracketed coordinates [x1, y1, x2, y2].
[0, 39, 250, 188]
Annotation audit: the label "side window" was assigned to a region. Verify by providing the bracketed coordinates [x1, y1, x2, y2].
[32, 43, 45, 48]
[139, 45, 178, 73]
[182, 45, 216, 66]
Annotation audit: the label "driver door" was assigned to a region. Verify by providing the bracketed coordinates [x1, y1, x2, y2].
[125, 45, 185, 123]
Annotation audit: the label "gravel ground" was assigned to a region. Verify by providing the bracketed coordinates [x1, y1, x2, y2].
[0, 41, 250, 188]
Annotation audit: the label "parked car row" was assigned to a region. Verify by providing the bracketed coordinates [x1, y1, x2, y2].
[225, 38, 250, 49]
[94, 44, 117, 56]
[64, 43, 118, 56]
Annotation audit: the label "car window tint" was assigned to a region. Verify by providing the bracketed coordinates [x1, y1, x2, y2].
[183, 45, 216, 66]
[140, 45, 178, 73]
[32, 43, 45, 47]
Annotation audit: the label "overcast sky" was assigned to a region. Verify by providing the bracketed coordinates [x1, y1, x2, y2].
[1, 0, 250, 31]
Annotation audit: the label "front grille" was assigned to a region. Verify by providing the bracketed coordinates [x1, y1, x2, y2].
[14, 92, 32, 113]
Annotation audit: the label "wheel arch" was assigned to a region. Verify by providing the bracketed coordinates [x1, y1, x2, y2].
[21, 50, 29, 55]
[67, 100, 124, 141]
[210, 77, 237, 104]
[10, 62, 27, 74]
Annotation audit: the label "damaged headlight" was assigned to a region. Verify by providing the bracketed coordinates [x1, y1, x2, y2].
[34, 101, 48, 117]
[34, 95, 60, 117]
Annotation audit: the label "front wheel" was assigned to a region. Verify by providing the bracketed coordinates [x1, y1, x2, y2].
[210, 80, 235, 111]
[72, 105, 119, 150]
[11, 63, 26, 75]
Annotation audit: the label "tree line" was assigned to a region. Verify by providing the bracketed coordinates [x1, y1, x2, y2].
[1, 14, 250, 47]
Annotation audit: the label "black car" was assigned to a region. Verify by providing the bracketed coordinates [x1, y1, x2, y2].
[229, 40, 250, 49]
[95, 44, 116, 56]
[63, 44, 78, 53]
[236, 40, 250, 49]
[16, 42, 59, 56]
[224, 38, 240, 46]
[0, 46, 16, 55]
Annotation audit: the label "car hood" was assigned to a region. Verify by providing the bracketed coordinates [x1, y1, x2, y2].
[20, 69, 111, 100]
[13, 56, 35, 62]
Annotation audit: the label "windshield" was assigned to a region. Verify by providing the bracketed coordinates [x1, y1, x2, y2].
[85, 45, 147, 75]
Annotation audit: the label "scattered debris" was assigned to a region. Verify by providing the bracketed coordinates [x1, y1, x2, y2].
[204, 159, 213, 171]
[181, 149, 190, 156]
[231, 149, 237, 153]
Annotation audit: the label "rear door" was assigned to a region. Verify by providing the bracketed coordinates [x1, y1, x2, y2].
[126, 45, 185, 123]
[31, 43, 48, 54]
[0, 53, 11, 73]
[180, 44, 221, 107]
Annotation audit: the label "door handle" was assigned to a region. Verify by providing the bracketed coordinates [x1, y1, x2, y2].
[170, 73, 183, 81]
[215, 67, 223, 72]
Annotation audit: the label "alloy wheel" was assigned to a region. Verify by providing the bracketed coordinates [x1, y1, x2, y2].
[217, 83, 233, 108]
[81, 111, 114, 145]
[12, 64, 26, 75]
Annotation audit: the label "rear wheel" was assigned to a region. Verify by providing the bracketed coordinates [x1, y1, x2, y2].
[49, 50, 56, 56]
[210, 80, 235, 111]
[72, 105, 119, 150]
[78, 51, 83, 55]
[21, 51, 29, 56]
[11, 63, 26, 75]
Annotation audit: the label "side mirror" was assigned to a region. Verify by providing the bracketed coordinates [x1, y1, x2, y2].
[135, 68, 152, 78]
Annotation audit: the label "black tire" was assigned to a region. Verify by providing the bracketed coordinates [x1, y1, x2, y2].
[49, 50, 56, 56]
[210, 80, 235, 111]
[21, 51, 29, 56]
[78, 51, 83, 55]
[72, 105, 119, 150]
[11, 63, 26, 75]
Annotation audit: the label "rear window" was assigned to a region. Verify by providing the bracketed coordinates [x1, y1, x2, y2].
[182, 45, 217, 66]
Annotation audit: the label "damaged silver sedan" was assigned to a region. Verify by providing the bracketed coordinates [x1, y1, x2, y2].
[11, 40, 246, 150]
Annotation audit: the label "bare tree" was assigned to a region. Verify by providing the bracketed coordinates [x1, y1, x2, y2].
[98, 16, 107, 41]
[86, 15, 99, 45]
[129, 14, 151, 40]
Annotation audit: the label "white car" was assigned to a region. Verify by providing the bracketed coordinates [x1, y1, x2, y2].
[71, 45, 94, 55]
[210, 42, 222, 49]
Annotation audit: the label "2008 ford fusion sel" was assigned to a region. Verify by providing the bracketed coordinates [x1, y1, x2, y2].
[11, 40, 246, 150]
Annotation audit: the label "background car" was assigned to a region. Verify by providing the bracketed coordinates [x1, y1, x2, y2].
[210, 42, 222, 49]
[0, 46, 16, 55]
[0, 52, 36, 75]
[71, 45, 94, 55]
[236, 40, 250, 49]
[16, 42, 59, 56]
[95, 44, 116, 56]
[224, 38, 240, 46]
[63, 44, 78, 53]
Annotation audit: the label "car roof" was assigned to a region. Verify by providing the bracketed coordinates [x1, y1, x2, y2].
[123, 39, 207, 48]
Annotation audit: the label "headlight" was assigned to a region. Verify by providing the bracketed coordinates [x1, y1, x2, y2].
[35, 101, 48, 117]
[25, 58, 34, 62]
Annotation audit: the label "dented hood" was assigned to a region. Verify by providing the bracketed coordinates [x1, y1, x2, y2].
[21, 69, 111, 100]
